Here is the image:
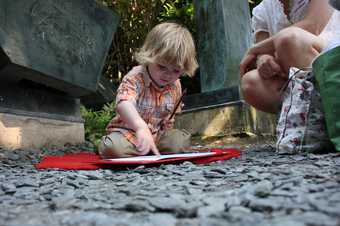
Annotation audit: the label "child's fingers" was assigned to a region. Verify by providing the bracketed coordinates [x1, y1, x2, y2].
[136, 140, 149, 155]
[150, 145, 160, 156]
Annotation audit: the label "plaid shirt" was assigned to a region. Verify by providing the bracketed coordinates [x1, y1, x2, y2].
[106, 65, 182, 146]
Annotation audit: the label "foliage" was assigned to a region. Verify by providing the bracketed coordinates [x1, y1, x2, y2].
[80, 102, 116, 146]
[96, 0, 195, 84]
[97, 0, 166, 84]
[158, 0, 195, 36]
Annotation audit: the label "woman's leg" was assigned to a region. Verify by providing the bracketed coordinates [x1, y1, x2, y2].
[240, 27, 325, 113]
[274, 27, 325, 74]
[240, 69, 287, 113]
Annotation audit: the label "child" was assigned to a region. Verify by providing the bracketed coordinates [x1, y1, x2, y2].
[98, 22, 198, 158]
[240, 0, 340, 113]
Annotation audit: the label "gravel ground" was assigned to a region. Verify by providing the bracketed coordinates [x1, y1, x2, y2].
[1, 142, 340, 226]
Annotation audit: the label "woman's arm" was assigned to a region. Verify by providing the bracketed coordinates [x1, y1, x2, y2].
[255, 30, 270, 43]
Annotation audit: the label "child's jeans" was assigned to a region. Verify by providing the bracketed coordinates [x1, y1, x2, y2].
[98, 129, 191, 158]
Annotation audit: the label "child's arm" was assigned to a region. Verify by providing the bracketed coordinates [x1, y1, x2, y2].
[116, 100, 160, 156]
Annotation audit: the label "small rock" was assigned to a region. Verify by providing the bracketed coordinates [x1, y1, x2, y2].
[254, 180, 273, 198]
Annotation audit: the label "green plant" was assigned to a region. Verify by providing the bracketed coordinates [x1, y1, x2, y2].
[80, 102, 116, 146]
[97, 0, 167, 84]
[158, 0, 195, 36]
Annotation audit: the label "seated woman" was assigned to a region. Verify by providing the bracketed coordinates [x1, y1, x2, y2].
[240, 0, 340, 113]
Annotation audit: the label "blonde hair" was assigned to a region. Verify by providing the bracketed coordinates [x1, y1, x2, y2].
[135, 22, 198, 77]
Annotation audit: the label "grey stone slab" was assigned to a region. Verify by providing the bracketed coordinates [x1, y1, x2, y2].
[194, 0, 251, 93]
[0, 46, 10, 69]
[81, 76, 117, 109]
[0, 0, 119, 97]
[182, 87, 240, 111]
[0, 79, 83, 122]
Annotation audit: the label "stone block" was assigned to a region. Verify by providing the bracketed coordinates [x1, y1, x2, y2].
[0, 81, 83, 122]
[0, 81, 85, 149]
[0, 46, 10, 70]
[175, 101, 276, 137]
[193, 0, 251, 92]
[0, 0, 119, 97]
[0, 113, 84, 150]
[182, 86, 239, 111]
[81, 76, 117, 109]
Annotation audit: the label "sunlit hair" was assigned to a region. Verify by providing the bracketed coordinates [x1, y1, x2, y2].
[135, 22, 198, 77]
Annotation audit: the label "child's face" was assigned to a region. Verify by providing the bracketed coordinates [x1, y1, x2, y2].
[148, 62, 183, 87]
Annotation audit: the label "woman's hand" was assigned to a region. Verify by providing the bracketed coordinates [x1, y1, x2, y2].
[240, 36, 276, 77]
[240, 51, 257, 77]
[257, 54, 284, 79]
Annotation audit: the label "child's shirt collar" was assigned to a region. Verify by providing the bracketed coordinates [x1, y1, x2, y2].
[141, 65, 174, 92]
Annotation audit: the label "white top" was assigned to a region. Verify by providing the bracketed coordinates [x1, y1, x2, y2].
[319, 10, 340, 46]
[252, 0, 340, 45]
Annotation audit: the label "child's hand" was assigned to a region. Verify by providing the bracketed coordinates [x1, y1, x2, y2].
[257, 55, 284, 79]
[116, 101, 160, 156]
[135, 127, 160, 156]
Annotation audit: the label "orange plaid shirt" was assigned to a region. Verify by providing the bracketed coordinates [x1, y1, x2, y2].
[106, 65, 182, 146]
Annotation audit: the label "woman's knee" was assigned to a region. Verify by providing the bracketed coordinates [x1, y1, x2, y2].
[240, 70, 283, 113]
[275, 27, 303, 52]
[240, 71, 261, 107]
[240, 70, 259, 98]
[274, 27, 323, 70]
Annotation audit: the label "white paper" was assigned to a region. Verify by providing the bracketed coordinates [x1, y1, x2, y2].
[104, 152, 214, 163]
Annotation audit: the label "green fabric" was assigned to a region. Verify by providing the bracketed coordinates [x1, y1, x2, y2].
[313, 46, 340, 151]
